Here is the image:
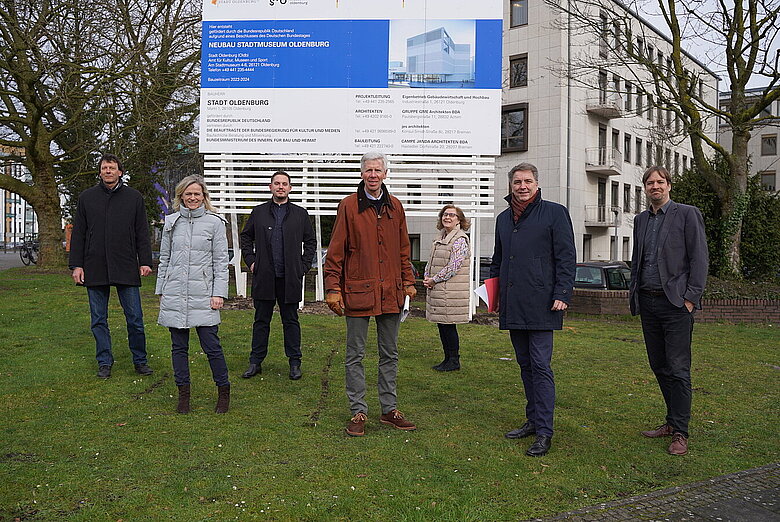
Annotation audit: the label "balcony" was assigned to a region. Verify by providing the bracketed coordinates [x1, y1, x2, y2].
[584, 205, 621, 227]
[586, 147, 622, 176]
[586, 92, 624, 119]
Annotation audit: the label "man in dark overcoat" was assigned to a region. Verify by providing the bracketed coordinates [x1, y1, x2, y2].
[240, 171, 316, 380]
[630, 166, 708, 456]
[490, 162, 576, 457]
[69, 153, 154, 379]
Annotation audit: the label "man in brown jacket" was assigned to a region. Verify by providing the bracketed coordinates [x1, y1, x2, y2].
[324, 151, 418, 437]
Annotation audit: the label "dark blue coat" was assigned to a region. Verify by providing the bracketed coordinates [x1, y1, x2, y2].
[489, 191, 576, 330]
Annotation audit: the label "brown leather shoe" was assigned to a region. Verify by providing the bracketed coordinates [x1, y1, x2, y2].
[379, 409, 417, 431]
[668, 433, 688, 455]
[346, 412, 367, 437]
[641, 423, 674, 438]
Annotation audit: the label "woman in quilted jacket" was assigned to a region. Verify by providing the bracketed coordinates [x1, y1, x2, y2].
[156, 175, 231, 414]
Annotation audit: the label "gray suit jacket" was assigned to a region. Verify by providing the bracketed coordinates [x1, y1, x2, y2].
[629, 200, 709, 315]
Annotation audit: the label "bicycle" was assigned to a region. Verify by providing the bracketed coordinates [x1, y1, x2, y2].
[19, 236, 39, 266]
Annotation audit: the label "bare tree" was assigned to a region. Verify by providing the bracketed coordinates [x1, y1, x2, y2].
[0, 0, 200, 266]
[547, 0, 780, 277]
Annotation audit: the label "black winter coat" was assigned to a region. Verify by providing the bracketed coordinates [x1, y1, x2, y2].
[68, 182, 152, 287]
[240, 200, 316, 303]
[489, 191, 576, 330]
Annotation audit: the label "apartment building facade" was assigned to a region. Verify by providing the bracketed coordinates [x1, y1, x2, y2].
[488, 0, 719, 263]
[1, 148, 37, 247]
[718, 88, 780, 192]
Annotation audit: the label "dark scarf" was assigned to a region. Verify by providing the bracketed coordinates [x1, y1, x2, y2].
[510, 189, 539, 222]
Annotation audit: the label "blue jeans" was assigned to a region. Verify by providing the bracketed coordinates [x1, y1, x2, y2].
[87, 285, 148, 367]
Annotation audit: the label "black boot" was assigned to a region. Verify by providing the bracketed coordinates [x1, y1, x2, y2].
[177, 384, 191, 414]
[440, 357, 460, 371]
[215, 385, 230, 414]
[432, 349, 449, 371]
[439, 344, 460, 371]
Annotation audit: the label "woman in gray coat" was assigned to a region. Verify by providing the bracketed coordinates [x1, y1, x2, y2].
[156, 175, 230, 414]
[423, 205, 471, 371]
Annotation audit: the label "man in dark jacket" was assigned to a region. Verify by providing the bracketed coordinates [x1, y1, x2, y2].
[69, 153, 154, 379]
[630, 166, 708, 456]
[240, 171, 316, 380]
[490, 162, 576, 457]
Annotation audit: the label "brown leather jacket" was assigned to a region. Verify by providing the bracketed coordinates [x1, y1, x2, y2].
[324, 182, 415, 317]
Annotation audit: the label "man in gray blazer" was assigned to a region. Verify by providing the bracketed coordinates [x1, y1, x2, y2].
[630, 166, 708, 456]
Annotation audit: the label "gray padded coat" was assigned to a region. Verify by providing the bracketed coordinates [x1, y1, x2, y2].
[155, 206, 229, 328]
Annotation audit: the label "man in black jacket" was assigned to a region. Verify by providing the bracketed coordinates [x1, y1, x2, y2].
[69, 154, 154, 379]
[240, 171, 316, 380]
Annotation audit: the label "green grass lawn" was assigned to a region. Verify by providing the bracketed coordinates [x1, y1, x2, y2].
[1, 268, 778, 520]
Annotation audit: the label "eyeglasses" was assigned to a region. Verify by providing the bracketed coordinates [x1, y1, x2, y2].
[442, 212, 458, 218]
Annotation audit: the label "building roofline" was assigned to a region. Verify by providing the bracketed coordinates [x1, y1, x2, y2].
[611, 0, 720, 81]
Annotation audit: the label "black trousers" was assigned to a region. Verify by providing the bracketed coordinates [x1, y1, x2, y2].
[639, 292, 694, 438]
[170, 325, 229, 387]
[436, 323, 460, 357]
[250, 277, 302, 365]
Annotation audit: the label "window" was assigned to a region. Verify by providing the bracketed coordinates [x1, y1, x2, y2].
[636, 137, 642, 165]
[761, 134, 777, 156]
[674, 152, 680, 175]
[509, 54, 528, 88]
[624, 133, 632, 162]
[760, 171, 776, 191]
[637, 37, 644, 58]
[648, 94, 654, 121]
[622, 237, 631, 262]
[408, 234, 421, 261]
[501, 103, 528, 152]
[510, 0, 528, 27]
[665, 148, 671, 169]
[637, 93, 643, 115]
[682, 155, 688, 171]
[647, 46, 655, 63]
[635, 186, 643, 213]
[611, 181, 620, 209]
[625, 82, 632, 111]
[599, 13, 609, 58]
[657, 51, 663, 66]
[613, 75, 621, 96]
[613, 22, 621, 53]
[623, 183, 632, 212]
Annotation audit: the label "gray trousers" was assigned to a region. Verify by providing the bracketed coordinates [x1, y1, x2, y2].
[345, 313, 401, 415]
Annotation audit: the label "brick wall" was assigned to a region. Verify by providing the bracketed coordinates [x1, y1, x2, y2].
[569, 289, 780, 324]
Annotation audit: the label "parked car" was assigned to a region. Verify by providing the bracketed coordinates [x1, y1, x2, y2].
[574, 261, 631, 290]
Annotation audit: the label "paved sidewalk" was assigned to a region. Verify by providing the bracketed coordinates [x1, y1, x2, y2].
[0, 250, 24, 270]
[534, 462, 780, 521]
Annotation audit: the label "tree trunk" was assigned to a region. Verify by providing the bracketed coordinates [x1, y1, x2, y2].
[28, 159, 66, 268]
[721, 130, 752, 278]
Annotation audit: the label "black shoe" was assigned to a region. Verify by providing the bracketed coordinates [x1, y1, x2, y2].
[289, 362, 302, 380]
[134, 363, 153, 376]
[242, 363, 261, 379]
[525, 435, 552, 457]
[97, 365, 112, 379]
[505, 421, 536, 439]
